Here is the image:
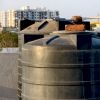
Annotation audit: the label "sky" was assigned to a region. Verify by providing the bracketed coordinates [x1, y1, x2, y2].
[0, 0, 100, 18]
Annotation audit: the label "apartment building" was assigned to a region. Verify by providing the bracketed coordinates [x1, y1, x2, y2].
[0, 11, 7, 27]
[6, 10, 16, 27]
[0, 6, 59, 28]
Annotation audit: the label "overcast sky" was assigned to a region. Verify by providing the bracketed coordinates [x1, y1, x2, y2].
[0, 0, 100, 18]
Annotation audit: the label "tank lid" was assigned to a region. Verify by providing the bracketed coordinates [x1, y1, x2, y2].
[25, 34, 77, 50]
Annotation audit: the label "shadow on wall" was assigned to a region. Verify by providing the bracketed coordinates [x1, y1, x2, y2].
[0, 86, 18, 100]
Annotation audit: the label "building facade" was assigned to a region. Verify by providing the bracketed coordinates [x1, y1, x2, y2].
[0, 11, 7, 27]
[0, 6, 59, 28]
[6, 10, 16, 27]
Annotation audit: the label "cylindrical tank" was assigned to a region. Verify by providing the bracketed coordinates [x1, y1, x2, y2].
[21, 31, 100, 100]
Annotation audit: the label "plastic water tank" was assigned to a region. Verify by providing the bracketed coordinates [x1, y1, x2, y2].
[20, 31, 100, 100]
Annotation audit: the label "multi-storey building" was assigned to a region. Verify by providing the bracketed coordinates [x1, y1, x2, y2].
[0, 6, 59, 28]
[0, 11, 7, 27]
[6, 10, 16, 27]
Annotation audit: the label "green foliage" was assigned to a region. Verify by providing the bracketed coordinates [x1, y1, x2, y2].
[90, 24, 96, 28]
[90, 24, 96, 30]
[0, 31, 18, 47]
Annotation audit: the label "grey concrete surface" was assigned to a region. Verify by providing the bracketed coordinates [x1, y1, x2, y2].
[0, 53, 18, 100]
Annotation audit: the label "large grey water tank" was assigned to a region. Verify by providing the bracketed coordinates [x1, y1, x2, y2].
[20, 31, 100, 100]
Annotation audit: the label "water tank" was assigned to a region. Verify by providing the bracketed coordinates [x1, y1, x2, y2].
[20, 31, 100, 100]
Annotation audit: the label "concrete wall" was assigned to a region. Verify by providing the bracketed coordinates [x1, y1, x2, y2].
[0, 53, 18, 100]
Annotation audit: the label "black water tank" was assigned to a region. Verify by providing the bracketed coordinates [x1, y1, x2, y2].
[20, 31, 100, 100]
